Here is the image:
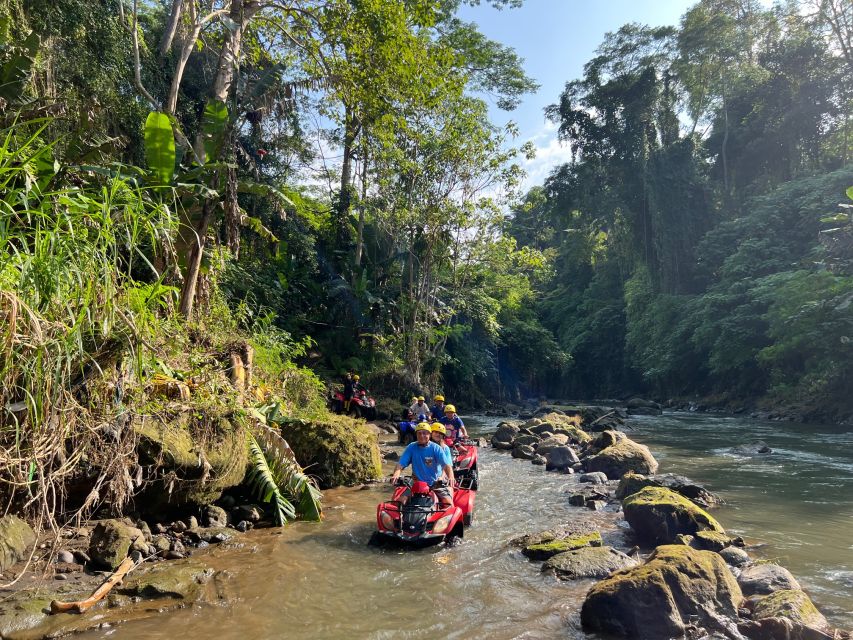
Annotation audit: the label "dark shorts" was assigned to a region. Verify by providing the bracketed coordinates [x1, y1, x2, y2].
[431, 481, 453, 502]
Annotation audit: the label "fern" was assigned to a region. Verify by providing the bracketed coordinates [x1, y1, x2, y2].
[244, 417, 323, 525]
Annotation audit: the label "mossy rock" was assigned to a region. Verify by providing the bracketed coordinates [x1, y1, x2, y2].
[538, 412, 591, 444]
[542, 546, 637, 580]
[134, 409, 248, 507]
[622, 486, 724, 544]
[121, 560, 214, 601]
[616, 472, 721, 507]
[0, 515, 35, 572]
[752, 589, 828, 629]
[694, 530, 735, 552]
[278, 415, 382, 488]
[581, 545, 742, 638]
[522, 531, 603, 560]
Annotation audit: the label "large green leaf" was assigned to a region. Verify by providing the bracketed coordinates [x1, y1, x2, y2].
[846, 186, 853, 202]
[144, 111, 175, 184]
[201, 99, 228, 164]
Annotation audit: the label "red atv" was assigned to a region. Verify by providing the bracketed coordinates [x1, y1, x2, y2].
[331, 388, 377, 420]
[369, 477, 469, 547]
[450, 437, 479, 492]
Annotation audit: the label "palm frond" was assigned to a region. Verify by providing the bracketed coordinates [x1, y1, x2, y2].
[244, 414, 323, 524]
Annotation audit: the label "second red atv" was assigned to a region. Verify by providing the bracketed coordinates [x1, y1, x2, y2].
[369, 477, 471, 547]
[450, 437, 479, 492]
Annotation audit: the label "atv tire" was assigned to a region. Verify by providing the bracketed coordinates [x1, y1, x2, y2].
[463, 512, 473, 526]
[367, 532, 385, 547]
[445, 523, 464, 546]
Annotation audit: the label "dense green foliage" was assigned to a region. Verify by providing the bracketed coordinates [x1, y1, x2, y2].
[507, 1, 853, 420]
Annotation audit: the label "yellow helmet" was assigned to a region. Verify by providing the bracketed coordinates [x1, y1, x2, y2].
[431, 423, 446, 435]
[417, 395, 425, 401]
[444, 404, 456, 413]
[434, 395, 444, 402]
[415, 422, 432, 432]
[353, 374, 360, 381]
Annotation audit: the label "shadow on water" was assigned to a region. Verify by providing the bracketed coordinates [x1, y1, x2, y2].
[77, 412, 852, 638]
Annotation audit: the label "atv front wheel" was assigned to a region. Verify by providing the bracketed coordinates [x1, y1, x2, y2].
[463, 512, 473, 526]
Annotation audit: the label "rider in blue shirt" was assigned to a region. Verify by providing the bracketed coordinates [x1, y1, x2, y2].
[430, 395, 446, 421]
[391, 423, 454, 505]
[439, 404, 468, 441]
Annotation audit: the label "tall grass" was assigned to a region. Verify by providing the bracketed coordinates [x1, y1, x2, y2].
[0, 118, 175, 527]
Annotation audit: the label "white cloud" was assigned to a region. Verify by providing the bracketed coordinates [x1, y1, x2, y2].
[519, 120, 573, 193]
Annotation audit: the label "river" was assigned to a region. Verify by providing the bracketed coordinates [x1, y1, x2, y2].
[80, 412, 853, 638]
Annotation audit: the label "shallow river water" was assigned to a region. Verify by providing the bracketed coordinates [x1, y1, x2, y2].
[82, 412, 853, 638]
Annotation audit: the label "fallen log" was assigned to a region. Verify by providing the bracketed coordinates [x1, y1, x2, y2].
[50, 555, 137, 614]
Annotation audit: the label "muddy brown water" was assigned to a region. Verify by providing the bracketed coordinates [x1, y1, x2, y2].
[79, 413, 852, 638]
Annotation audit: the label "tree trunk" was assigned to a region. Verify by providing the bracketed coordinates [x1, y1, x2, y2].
[159, 0, 184, 56]
[354, 143, 368, 270]
[178, 201, 213, 317]
[180, 0, 259, 316]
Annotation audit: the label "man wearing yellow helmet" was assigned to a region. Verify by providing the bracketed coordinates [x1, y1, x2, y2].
[391, 422, 454, 506]
[430, 395, 446, 421]
[430, 423, 454, 491]
[440, 404, 468, 441]
[342, 372, 354, 413]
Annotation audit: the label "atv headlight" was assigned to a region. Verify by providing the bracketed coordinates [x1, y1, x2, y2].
[432, 514, 453, 534]
[456, 457, 472, 470]
[380, 510, 396, 530]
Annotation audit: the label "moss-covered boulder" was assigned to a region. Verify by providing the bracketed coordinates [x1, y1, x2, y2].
[522, 531, 603, 560]
[542, 546, 637, 580]
[693, 530, 736, 552]
[537, 412, 591, 444]
[134, 409, 248, 508]
[278, 415, 381, 488]
[616, 472, 721, 507]
[581, 545, 742, 638]
[752, 589, 828, 629]
[0, 515, 35, 571]
[622, 486, 724, 544]
[89, 519, 145, 570]
[583, 432, 659, 479]
[121, 560, 214, 601]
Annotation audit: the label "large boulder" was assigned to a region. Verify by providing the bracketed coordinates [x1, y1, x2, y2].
[0, 516, 36, 571]
[535, 435, 570, 456]
[134, 409, 248, 507]
[513, 434, 540, 447]
[751, 589, 828, 629]
[89, 520, 145, 570]
[581, 545, 742, 638]
[738, 563, 801, 596]
[583, 432, 659, 479]
[491, 422, 520, 449]
[622, 486, 725, 544]
[278, 416, 382, 488]
[616, 472, 721, 508]
[542, 546, 637, 580]
[545, 446, 579, 471]
[121, 559, 214, 601]
[511, 444, 536, 460]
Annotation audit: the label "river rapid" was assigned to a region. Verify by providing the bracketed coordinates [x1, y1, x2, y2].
[80, 412, 853, 639]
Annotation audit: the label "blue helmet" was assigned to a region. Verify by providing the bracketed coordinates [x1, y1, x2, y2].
[418, 413, 428, 422]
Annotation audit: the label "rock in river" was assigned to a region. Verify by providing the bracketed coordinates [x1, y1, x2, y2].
[511, 444, 536, 460]
[738, 563, 801, 596]
[729, 440, 772, 456]
[491, 422, 520, 449]
[581, 545, 742, 638]
[579, 472, 608, 484]
[542, 546, 637, 580]
[622, 486, 725, 544]
[582, 431, 659, 479]
[521, 531, 603, 560]
[615, 472, 721, 508]
[544, 446, 579, 471]
[751, 589, 828, 629]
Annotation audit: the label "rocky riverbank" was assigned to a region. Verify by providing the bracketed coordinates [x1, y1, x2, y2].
[489, 408, 851, 639]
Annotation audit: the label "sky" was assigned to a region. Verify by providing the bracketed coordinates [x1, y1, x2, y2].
[456, 0, 700, 192]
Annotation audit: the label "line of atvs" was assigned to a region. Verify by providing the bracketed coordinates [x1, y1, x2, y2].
[369, 438, 479, 547]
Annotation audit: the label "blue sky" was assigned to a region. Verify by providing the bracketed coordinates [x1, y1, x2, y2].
[457, 0, 700, 191]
